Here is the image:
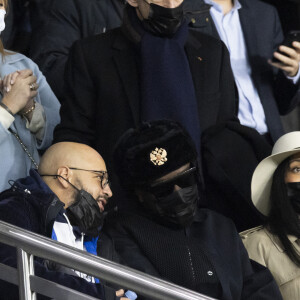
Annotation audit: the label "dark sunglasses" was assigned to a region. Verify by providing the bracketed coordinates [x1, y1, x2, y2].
[148, 167, 197, 197]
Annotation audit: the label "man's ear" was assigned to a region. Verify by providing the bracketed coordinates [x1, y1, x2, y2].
[127, 0, 138, 7]
[57, 166, 72, 189]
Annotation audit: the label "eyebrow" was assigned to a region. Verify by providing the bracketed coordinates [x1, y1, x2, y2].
[289, 159, 300, 164]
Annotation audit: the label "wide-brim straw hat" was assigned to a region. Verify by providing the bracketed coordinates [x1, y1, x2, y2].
[252, 131, 300, 216]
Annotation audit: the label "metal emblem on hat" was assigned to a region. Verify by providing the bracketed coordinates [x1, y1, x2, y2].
[150, 147, 168, 166]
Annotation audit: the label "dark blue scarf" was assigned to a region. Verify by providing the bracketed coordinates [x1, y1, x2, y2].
[138, 17, 201, 153]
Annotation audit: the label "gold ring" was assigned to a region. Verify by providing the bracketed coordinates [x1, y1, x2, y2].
[29, 83, 37, 91]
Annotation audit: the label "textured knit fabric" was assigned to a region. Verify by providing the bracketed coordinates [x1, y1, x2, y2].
[106, 211, 221, 298]
[104, 209, 283, 300]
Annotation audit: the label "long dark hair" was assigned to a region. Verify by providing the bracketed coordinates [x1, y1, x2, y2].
[267, 157, 300, 266]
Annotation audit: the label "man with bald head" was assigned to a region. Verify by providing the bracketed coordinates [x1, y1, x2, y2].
[39, 142, 112, 215]
[0, 142, 130, 300]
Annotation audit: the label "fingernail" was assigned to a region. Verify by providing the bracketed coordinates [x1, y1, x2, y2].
[10, 80, 13, 85]
[6, 87, 10, 92]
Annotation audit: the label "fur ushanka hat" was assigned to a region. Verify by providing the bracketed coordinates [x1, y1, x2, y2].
[113, 120, 198, 189]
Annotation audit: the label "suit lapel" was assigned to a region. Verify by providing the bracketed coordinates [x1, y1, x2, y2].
[113, 34, 140, 127]
[238, 1, 258, 60]
[185, 33, 209, 99]
[185, 31, 205, 85]
[111, 0, 125, 20]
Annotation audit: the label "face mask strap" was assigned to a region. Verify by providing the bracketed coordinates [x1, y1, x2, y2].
[40, 174, 80, 192]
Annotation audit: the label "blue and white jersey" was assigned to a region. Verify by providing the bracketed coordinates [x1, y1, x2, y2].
[51, 209, 137, 299]
[51, 210, 99, 283]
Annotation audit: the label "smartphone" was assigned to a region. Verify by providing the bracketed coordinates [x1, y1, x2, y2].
[272, 30, 300, 63]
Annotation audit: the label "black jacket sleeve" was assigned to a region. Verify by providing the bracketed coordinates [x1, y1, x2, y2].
[218, 41, 239, 120]
[29, 0, 124, 101]
[103, 222, 160, 278]
[271, 6, 300, 115]
[191, 210, 283, 299]
[53, 39, 98, 146]
[102, 223, 160, 300]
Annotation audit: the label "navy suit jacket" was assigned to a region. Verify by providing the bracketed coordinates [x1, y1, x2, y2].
[191, 0, 300, 142]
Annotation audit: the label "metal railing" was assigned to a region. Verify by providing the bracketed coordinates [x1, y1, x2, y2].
[0, 220, 216, 300]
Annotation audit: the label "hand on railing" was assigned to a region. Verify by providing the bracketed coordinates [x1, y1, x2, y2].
[116, 288, 137, 300]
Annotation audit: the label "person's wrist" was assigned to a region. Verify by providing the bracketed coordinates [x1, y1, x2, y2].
[19, 99, 35, 115]
[293, 67, 299, 77]
[288, 63, 299, 78]
[288, 70, 297, 77]
[0, 101, 14, 116]
[1, 97, 19, 115]
[20, 100, 35, 122]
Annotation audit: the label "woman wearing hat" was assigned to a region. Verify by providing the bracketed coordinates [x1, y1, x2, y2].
[240, 131, 300, 299]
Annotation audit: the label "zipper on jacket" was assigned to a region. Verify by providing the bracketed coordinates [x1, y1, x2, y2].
[187, 245, 196, 286]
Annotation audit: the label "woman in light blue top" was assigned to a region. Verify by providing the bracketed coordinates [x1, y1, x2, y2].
[0, 0, 60, 191]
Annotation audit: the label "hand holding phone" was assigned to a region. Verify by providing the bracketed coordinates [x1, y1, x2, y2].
[272, 30, 300, 63]
[269, 30, 300, 77]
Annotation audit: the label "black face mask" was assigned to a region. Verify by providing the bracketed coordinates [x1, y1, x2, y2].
[66, 188, 105, 237]
[139, 0, 184, 37]
[141, 184, 198, 228]
[40, 174, 105, 237]
[286, 182, 300, 214]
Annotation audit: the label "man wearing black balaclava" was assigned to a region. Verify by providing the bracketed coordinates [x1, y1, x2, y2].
[54, 0, 238, 208]
[102, 119, 283, 300]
